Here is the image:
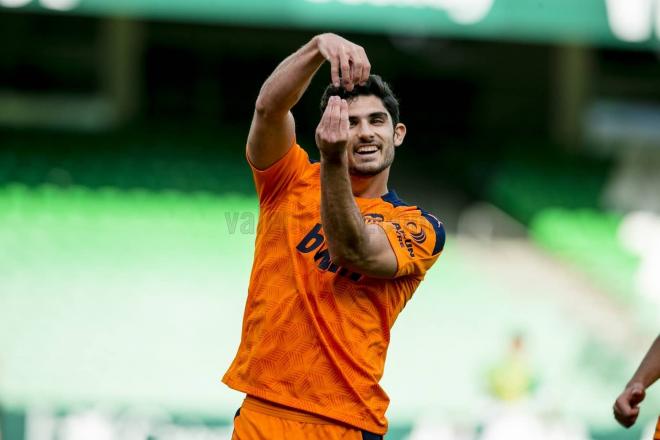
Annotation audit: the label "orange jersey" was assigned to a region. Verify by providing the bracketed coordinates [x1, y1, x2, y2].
[223, 143, 445, 435]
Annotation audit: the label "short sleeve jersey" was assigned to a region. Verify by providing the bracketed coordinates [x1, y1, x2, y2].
[222, 143, 445, 435]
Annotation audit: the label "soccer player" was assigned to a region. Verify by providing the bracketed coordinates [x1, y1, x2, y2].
[613, 334, 660, 430]
[222, 33, 445, 439]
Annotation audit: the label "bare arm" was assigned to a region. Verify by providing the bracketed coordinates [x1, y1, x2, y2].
[248, 34, 371, 170]
[629, 335, 660, 388]
[613, 335, 660, 428]
[316, 97, 397, 278]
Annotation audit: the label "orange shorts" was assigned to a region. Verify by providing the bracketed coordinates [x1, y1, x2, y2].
[231, 396, 382, 440]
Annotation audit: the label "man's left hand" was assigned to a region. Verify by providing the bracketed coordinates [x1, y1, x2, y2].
[613, 382, 646, 428]
[316, 96, 349, 160]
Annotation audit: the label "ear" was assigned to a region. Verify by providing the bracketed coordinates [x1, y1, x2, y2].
[393, 123, 407, 147]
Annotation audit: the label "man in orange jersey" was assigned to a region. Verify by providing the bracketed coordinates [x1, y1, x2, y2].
[223, 33, 445, 439]
[613, 334, 659, 432]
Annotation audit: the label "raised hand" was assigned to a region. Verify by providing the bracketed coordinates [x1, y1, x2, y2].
[316, 96, 349, 159]
[316, 33, 371, 91]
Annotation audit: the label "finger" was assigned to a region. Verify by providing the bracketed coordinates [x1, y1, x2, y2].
[321, 96, 334, 135]
[625, 408, 640, 427]
[319, 96, 337, 132]
[338, 50, 352, 91]
[630, 385, 646, 406]
[358, 46, 371, 84]
[329, 96, 342, 134]
[615, 413, 633, 429]
[329, 54, 340, 88]
[339, 99, 349, 136]
[319, 98, 330, 130]
[349, 50, 363, 87]
[616, 396, 634, 416]
[630, 391, 644, 406]
[614, 402, 638, 428]
[613, 405, 627, 427]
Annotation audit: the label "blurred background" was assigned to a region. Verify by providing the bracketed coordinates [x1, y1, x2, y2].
[1, 0, 659, 439]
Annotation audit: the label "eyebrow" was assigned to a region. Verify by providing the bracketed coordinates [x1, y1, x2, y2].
[349, 112, 389, 120]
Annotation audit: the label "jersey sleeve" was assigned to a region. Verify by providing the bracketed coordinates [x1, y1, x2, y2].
[246, 142, 311, 206]
[378, 210, 446, 279]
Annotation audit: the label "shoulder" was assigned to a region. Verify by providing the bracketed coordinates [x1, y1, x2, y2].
[380, 190, 446, 256]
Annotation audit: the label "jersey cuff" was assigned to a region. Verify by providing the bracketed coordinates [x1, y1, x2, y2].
[246, 137, 298, 173]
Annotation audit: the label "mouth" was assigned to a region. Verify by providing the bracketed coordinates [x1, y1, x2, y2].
[354, 144, 381, 156]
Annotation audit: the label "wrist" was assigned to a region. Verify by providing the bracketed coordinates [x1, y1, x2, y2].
[320, 151, 348, 165]
[312, 34, 321, 49]
[312, 33, 330, 48]
[310, 35, 325, 59]
[627, 379, 647, 389]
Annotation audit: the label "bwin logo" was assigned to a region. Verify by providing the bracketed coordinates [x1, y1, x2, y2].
[606, 0, 660, 42]
[296, 223, 363, 282]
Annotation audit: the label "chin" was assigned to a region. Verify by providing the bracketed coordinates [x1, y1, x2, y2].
[349, 163, 387, 177]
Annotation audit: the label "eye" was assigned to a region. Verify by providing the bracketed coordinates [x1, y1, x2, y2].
[349, 119, 358, 127]
[371, 117, 385, 125]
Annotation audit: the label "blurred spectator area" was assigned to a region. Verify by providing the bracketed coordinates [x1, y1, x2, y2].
[2, 11, 660, 311]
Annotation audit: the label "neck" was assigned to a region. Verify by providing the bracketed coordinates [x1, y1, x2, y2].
[350, 169, 390, 199]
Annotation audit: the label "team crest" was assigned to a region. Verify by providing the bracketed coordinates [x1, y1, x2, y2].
[363, 213, 384, 224]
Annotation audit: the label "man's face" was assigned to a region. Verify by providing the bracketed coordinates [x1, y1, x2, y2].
[345, 95, 406, 177]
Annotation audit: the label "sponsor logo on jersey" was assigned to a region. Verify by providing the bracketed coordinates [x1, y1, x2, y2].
[296, 223, 363, 282]
[392, 222, 415, 258]
[406, 221, 426, 244]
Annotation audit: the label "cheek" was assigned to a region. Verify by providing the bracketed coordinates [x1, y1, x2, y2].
[346, 149, 358, 165]
[380, 128, 395, 141]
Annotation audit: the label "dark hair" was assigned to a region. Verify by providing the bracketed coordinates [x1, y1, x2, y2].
[319, 74, 400, 126]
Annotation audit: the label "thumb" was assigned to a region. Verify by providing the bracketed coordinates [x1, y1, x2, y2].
[629, 384, 646, 406]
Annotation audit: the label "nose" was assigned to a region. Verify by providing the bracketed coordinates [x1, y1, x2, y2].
[356, 120, 374, 141]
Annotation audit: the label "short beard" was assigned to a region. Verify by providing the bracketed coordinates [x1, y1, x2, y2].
[348, 148, 395, 177]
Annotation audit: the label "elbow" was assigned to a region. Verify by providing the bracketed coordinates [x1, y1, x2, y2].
[328, 244, 367, 271]
[254, 96, 271, 117]
[254, 97, 286, 121]
[329, 251, 350, 269]
[254, 85, 289, 119]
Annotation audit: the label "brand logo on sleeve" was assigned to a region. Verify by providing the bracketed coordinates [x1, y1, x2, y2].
[406, 221, 427, 244]
[393, 222, 415, 258]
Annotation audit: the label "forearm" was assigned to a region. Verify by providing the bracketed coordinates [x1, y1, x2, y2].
[320, 155, 368, 263]
[256, 36, 326, 116]
[629, 335, 660, 388]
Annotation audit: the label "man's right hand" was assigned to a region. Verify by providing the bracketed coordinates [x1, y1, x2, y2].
[315, 33, 371, 91]
[613, 382, 646, 428]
